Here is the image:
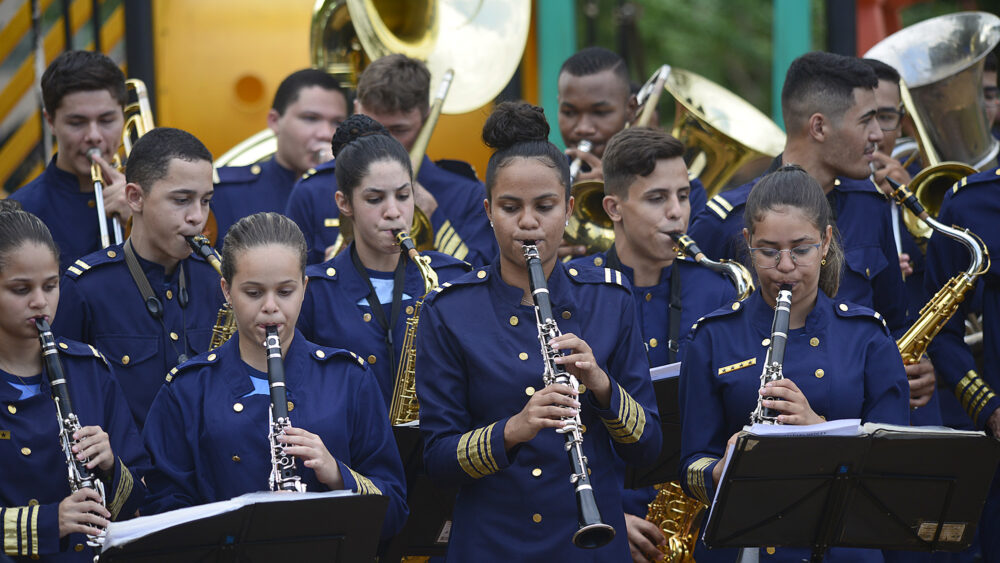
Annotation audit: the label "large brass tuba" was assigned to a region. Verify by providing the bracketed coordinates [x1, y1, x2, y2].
[865, 11, 1000, 239]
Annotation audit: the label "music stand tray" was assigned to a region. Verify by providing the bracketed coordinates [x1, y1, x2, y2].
[626, 363, 681, 488]
[99, 490, 387, 562]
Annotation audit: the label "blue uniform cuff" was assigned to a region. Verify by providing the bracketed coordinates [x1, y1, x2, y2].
[106, 457, 141, 520]
[456, 419, 509, 479]
[589, 381, 647, 444]
[337, 460, 383, 496]
[953, 371, 1000, 429]
[682, 457, 720, 505]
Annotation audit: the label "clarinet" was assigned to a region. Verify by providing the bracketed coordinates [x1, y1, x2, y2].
[265, 326, 306, 492]
[522, 243, 616, 549]
[749, 284, 794, 425]
[35, 319, 107, 550]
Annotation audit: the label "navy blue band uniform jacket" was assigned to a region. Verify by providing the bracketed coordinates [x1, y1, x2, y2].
[284, 156, 497, 266]
[687, 174, 908, 337]
[416, 260, 662, 562]
[140, 331, 408, 539]
[211, 158, 298, 246]
[8, 158, 119, 273]
[1, 339, 150, 561]
[52, 244, 226, 427]
[679, 290, 910, 562]
[298, 243, 472, 408]
[925, 167, 1000, 431]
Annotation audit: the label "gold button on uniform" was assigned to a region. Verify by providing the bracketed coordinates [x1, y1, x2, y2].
[170, 332, 179, 341]
[367, 355, 377, 364]
[518, 352, 528, 360]
[561, 311, 571, 320]
[87, 200, 96, 208]
[75, 544, 85, 552]
[532, 513, 542, 523]
[593, 257, 604, 267]
[525, 386, 535, 396]
[121, 355, 130, 365]
[649, 338, 658, 348]
[645, 293, 652, 302]
[580, 424, 587, 434]
[326, 267, 336, 277]
[509, 316, 519, 326]
[287, 401, 295, 411]
[568, 268, 578, 276]
[166, 289, 173, 300]
[732, 302, 741, 310]
[20, 447, 31, 456]
[578, 384, 587, 393]
[207, 353, 217, 361]
[315, 350, 326, 359]
[363, 313, 372, 322]
[106, 250, 116, 258]
[406, 305, 415, 315]
[766, 547, 776, 555]
[233, 402, 244, 412]
[865, 267, 871, 277]
[477, 270, 487, 279]
[839, 303, 849, 312]
[58, 343, 68, 350]
[810, 337, 820, 347]
[762, 338, 771, 347]
[251, 164, 262, 175]
[232, 455, 241, 462]
[7, 405, 15, 414]
[815, 369, 825, 379]
[531, 468, 542, 477]
[27, 499, 38, 506]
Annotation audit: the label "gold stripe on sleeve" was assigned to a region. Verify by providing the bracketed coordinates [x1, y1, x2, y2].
[29, 505, 37, 556]
[686, 457, 717, 504]
[2, 507, 20, 555]
[348, 466, 382, 496]
[706, 200, 728, 220]
[107, 457, 134, 519]
[601, 384, 647, 443]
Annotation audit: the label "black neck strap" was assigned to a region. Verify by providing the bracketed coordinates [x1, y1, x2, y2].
[350, 244, 407, 376]
[123, 240, 190, 364]
[606, 243, 682, 363]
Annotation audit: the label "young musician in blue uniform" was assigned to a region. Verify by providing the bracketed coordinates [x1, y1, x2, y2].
[141, 212, 408, 540]
[569, 127, 737, 562]
[679, 165, 910, 563]
[297, 114, 471, 408]
[686, 52, 936, 408]
[417, 102, 661, 562]
[0, 204, 149, 561]
[8, 51, 131, 273]
[925, 167, 1000, 562]
[53, 128, 225, 428]
[285, 54, 496, 266]
[212, 69, 349, 245]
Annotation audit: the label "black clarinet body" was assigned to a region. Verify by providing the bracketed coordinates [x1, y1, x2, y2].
[264, 326, 306, 492]
[522, 243, 615, 549]
[750, 284, 794, 424]
[35, 319, 107, 549]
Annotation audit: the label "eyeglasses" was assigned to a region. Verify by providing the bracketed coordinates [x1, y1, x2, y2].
[875, 107, 905, 131]
[748, 243, 822, 269]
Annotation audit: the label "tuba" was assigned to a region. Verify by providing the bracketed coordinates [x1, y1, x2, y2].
[387, 230, 439, 425]
[185, 235, 237, 349]
[864, 11, 1000, 239]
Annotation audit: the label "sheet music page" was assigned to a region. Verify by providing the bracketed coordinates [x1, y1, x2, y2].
[745, 418, 863, 437]
[862, 422, 985, 436]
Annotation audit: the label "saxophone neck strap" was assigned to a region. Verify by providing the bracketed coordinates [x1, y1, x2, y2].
[349, 244, 407, 375]
[123, 239, 190, 364]
[607, 243, 682, 363]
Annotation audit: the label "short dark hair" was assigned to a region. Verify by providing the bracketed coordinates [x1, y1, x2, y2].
[41, 50, 126, 116]
[356, 54, 430, 114]
[861, 58, 900, 85]
[482, 102, 569, 201]
[271, 68, 348, 115]
[781, 52, 878, 130]
[986, 51, 998, 74]
[744, 164, 844, 297]
[0, 207, 59, 273]
[221, 212, 307, 284]
[559, 47, 629, 86]
[602, 128, 685, 198]
[330, 114, 412, 199]
[126, 127, 213, 193]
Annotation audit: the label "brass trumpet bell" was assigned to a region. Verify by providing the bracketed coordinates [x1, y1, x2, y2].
[564, 180, 614, 254]
[664, 68, 785, 196]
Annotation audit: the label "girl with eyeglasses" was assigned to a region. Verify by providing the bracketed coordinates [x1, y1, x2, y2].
[677, 165, 910, 562]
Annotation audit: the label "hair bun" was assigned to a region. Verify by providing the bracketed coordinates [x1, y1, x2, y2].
[482, 102, 550, 151]
[0, 199, 23, 214]
[330, 114, 390, 158]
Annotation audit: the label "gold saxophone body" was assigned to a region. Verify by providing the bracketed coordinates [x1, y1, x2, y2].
[642, 232, 756, 561]
[388, 230, 439, 425]
[185, 235, 238, 349]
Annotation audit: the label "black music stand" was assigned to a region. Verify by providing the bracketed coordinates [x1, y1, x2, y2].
[703, 430, 1000, 562]
[626, 364, 681, 488]
[99, 491, 387, 562]
[381, 424, 458, 561]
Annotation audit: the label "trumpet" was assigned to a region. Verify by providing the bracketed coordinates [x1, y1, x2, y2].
[88, 148, 123, 249]
[265, 326, 306, 492]
[749, 284, 793, 425]
[36, 318, 108, 551]
[523, 242, 615, 549]
[568, 139, 593, 185]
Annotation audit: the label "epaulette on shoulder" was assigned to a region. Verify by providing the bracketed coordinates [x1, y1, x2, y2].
[164, 349, 220, 383]
[425, 250, 472, 271]
[300, 159, 336, 182]
[705, 182, 754, 221]
[214, 163, 263, 185]
[308, 345, 367, 369]
[833, 301, 890, 336]
[65, 247, 124, 279]
[565, 253, 606, 269]
[54, 337, 109, 366]
[565, 265, 629, 291]
[434, 158, 480, 182]
[952, 167, 1000, 194]
[306, 262, 340, 281]
[689, 300, 746, 333]
[424, 267, 487, 303]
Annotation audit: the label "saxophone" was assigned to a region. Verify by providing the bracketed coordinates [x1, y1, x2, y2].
[885, 177, 991, 364]
[670, 232, 755, 300]
[388, 230, 439, 425]
[35, 319, 108, 551]
[265, 326, 306, 492]
[750, 284, 794, 425]
[185, 235, 237, 349]
[642, 232, 755, 562]
[523, 242, 616, 549]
